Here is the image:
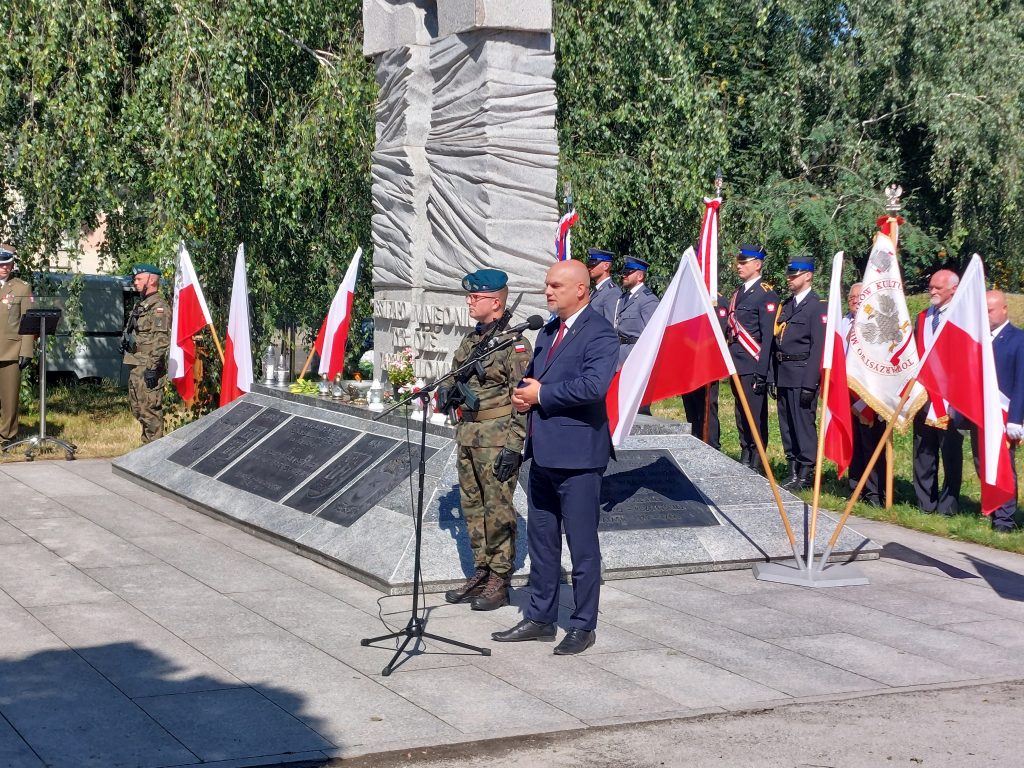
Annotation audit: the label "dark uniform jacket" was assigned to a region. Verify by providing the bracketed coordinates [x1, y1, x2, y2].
[994, 322, 1024, 426]
[589, 278, 619, 325]
[726, 278, 778, 379]
[772, 290, 826, 389]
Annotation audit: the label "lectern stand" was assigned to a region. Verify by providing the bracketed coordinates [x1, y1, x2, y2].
[2, 309, 77, 461]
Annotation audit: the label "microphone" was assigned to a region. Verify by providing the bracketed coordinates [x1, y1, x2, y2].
[507, 315, 545, 334]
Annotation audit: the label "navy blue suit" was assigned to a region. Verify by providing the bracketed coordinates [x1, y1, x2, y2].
[523, 305, 618, 631]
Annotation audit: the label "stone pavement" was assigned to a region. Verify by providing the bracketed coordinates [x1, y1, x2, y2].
[2, 459, 1024, 768]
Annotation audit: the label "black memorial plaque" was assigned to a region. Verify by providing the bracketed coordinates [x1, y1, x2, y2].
[286, 433, 401, 514]
[168, 401, 263, 468]
[318, 443, 439, 527]
[598, 450, 719, 531]
[193, 408, 289, 477]
[218, 417, 360, 502]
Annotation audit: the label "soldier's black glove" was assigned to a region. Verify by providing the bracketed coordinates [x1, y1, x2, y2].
[751, 375, 766, 396]
[119, 338, 130, 354]
[143, 368, 160, 389]
[799, 387, 817, 408]
[493, 447, 522, 482]
[17, 356, 30, 370]
[767, 383, 778, 401]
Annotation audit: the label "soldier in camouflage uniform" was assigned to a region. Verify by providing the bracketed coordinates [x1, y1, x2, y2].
[442, 269, 532, 611]
[122, 264, 171, 444]
[0, 245, 34, 445]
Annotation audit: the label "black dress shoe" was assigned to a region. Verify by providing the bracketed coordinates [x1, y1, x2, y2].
[491, 619, 556, 643]
[553, 628, 595, 655]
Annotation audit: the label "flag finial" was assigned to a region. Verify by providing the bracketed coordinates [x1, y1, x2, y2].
[884, 184, 903, 214]
[714, 167, 723, 199]
[563, 181, 573, 210]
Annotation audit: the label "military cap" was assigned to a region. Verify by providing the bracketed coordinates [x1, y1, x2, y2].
[462, 268, 508, 292]
[131, 263, 162, 277]
[786, 256, 815, 274]
[586, 248, 614, 264]
[620, 256, 650, 273]
[736, 243, 767, 262]
[0, 245, 16, 265]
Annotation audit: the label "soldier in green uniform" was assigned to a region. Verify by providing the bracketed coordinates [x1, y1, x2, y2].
[441, 269, 533, 611]
[122, 264, 171, 444]
[0, 245, 34, 445]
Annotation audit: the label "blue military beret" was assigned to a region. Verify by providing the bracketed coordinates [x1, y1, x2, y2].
[737, 243, 766, 262]
[462, 268, 508, 292]
[586, 248, 614, 264]
[132, 263, 162, 277]
[786, 256, 815, 273]
[620, 256, 650, 273]
[0, 246, 15, 265]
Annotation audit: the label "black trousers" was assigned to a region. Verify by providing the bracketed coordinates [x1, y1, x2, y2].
[850, 416, 886, 506]
[969, 428, 1019, 530]
[912, 410, 964, 514]
[681, 382, 720, 450]
[731, 373, 768, 457]
[777, 386, 816, 467]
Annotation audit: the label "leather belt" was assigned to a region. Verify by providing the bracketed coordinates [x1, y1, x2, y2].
[775, 351, 809, 362]
[461, 404, 513, 422]
[617, 333, 639, 344]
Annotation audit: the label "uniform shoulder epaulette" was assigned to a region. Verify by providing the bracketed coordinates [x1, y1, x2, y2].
[760, 282, 774, 292]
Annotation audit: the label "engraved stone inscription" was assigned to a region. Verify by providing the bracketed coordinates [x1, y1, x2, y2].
[286, 433, 401, 514]
[168, 401, 263, 468]
[219, 417, 360, 502]
[598, 450, 719, 531]
[193, 409, 289, 478]
[318, 443, 439, 527]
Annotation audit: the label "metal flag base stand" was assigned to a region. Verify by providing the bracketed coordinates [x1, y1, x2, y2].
[752, 557, 869, 588]
[2, 308, 76, 462]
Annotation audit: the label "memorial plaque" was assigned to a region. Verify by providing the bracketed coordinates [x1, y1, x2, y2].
[219, 417, 360, 502]
[318, 443, 439, 527]
[193, 408, 289, 477]
[168, 401, 263, 468]
[598, 450, 719, 531]
[286, 433, 401, 514]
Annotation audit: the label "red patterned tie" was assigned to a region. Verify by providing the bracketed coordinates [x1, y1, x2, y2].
[545, 322, 567, 363]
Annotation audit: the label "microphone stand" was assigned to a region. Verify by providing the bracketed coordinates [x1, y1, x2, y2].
[360, 331, 528, 676]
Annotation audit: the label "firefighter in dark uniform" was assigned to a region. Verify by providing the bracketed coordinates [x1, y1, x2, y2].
[121, 264, 170, 444]
[725, 244, 779, 469]
[613, 256, 659, 369]
[441, 269, 533, 611]
[682, 294, 728, 450]
[586, 248, 619, 325]
[771, 256, 826, 490]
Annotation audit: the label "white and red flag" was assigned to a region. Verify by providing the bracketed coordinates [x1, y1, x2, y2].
[697, 196, 720, 297]
[168, 242, 214, 402]
[315, 247, 362, 380]
[554, 208, 579, 261]
[821, 252, 853, 477]
[917, 254, 1015, 514]
[219, 244, 253, 407]
[607, 247, 735, 445]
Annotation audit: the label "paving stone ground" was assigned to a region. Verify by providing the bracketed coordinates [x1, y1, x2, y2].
[2, 459, 1024, 768]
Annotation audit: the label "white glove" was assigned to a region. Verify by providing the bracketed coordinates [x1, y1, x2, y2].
[1007, 423, 1024, 441]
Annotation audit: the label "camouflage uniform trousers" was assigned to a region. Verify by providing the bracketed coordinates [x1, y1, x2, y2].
[128, 366, 165, 444]
[456, 444, 518, 576]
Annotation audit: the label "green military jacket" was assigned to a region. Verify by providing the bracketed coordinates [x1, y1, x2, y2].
[451, 322, 533, 451]
[0, 277, 34, 362]
[123, 291, 171, 370]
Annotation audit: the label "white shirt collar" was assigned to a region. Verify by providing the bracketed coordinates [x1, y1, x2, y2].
[595, 276, 611, 290]
[629, 283, 644, 296]
[562, 304, 588, 330]
[992, 320, 1010, 339]
[743, 276, 760, 292]
[794, 286, 812, 305]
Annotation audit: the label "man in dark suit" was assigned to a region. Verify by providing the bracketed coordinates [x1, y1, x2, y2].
[725, 244, 779, 469]
[772, 256, 826, 490]
[912, 268, 963, 515]
[492, 259, 619, 655]
[586, 248, 619, 325]
[972, 290, 1024, 532]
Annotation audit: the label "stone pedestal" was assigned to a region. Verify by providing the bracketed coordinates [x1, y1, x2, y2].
[364, 0, 558, 381]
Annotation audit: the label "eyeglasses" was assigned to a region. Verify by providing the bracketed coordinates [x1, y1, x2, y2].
[466, 293, 498, 304]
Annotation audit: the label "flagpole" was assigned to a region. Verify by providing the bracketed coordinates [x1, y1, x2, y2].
[808, 366, 834, 572]
[817, 379, 917, 571]
[731, 372, 804, 568]
[297, 347, 317, 381]
[885, 435, 894, 509]
[207, 322, 225, 365]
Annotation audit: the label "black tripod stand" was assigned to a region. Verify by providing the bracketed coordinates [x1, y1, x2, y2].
[360, 331, 531, 676]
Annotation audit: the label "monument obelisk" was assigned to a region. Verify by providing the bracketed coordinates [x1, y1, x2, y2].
[363, 0, 559, 382]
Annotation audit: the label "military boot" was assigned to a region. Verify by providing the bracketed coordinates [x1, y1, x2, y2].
[788, 464, 813, 491]
[782, 460, 799, 489]
[445, 567, 489, 604]
[738, 447, 751, 468]
[471, 571, 510, 611]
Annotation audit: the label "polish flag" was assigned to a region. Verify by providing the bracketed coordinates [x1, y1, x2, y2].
[607, 247, 735, 445]
[555, 208, 579, 261]
[697, 196, 720, 297]
[168, 242, 213, 402]
[219, 244, 253, 406]
[821, 252, 853, 477]
[917, 254, 1015, 514]
[315, 247, 362, 380]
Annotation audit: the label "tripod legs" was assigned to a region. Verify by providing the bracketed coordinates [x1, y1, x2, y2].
[2, 436, 77, 461]
[361, 616, 491, 677]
